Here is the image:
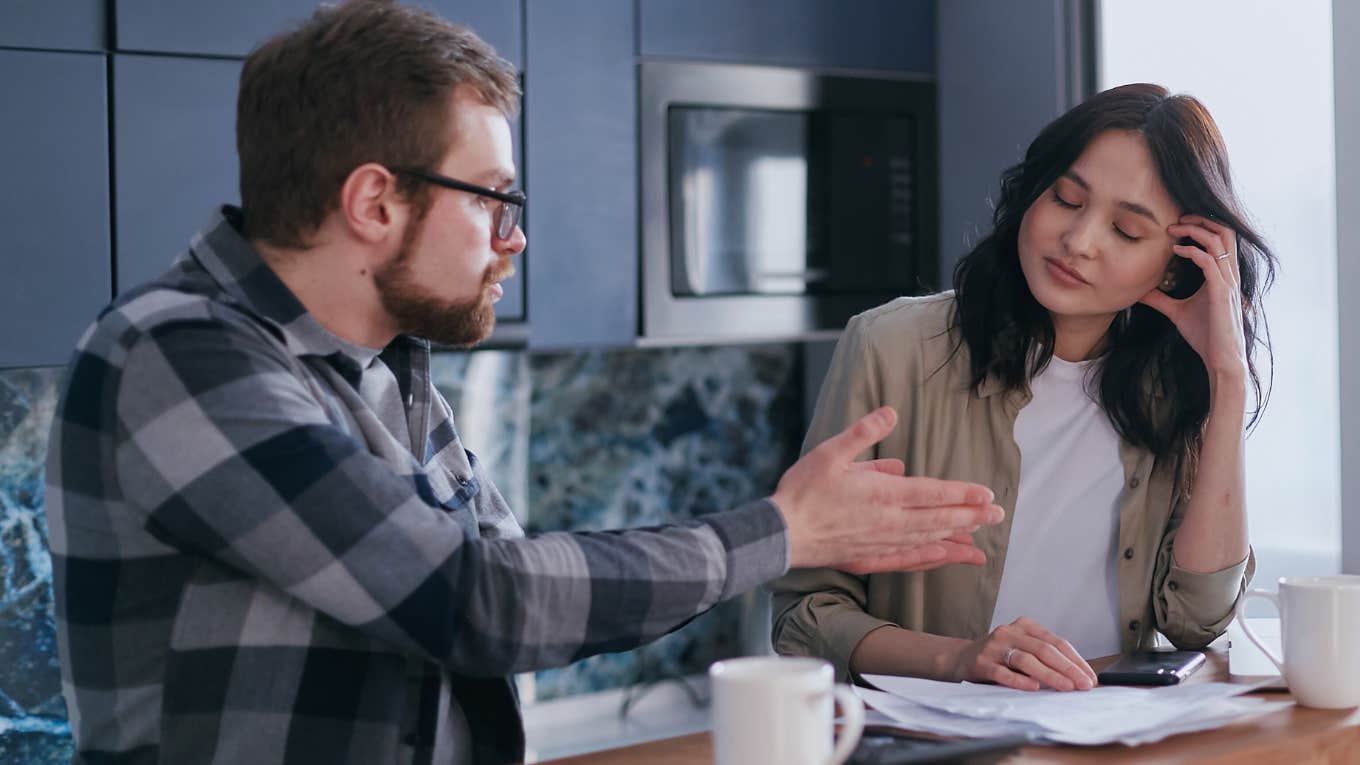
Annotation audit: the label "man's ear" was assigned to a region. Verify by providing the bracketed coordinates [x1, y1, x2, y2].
[337, 163, 406, 245]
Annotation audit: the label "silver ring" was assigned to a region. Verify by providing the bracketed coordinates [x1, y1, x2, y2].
[1215, 251, 1232, 261]
[1002, 647, 1019, 670]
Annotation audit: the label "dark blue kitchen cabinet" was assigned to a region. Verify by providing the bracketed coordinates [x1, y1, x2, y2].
[0, 50, 111, 368]
[523, 0, 636, 348]
[494, 118, 526, 323]
[937, 0, 1072, 271]
[111, 53, 526, 321]
[639, 0, 933, 74]
[112, 1, 521, 66]
[113, 55, 241, 292]
[0, 1, 105, 52]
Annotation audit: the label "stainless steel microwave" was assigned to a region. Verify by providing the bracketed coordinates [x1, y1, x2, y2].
[639, 60, 938, 343]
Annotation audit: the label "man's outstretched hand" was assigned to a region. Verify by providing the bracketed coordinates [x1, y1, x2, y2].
[772, 406, 1004, 575]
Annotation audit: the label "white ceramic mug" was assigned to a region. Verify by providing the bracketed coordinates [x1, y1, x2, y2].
[709, 656, 864, 765]
[1235, 575, 1360, 709]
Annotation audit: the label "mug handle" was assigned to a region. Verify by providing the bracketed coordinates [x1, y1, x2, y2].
[1235, 588, 1285, 674]
[827, 685, 865, 765]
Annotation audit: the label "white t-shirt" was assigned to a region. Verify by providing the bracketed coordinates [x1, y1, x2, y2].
[989, 355, 1125, 659]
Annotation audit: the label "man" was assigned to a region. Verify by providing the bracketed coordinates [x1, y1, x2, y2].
[46, 2, 1003, 762]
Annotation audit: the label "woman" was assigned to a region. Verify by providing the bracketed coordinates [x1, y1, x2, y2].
[769, 83, 1275, 692]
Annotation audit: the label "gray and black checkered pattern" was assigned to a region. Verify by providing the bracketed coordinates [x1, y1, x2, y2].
[47, 206, 789, 764]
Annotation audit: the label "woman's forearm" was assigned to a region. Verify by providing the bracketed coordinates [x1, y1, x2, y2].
[1170, 369, 1250, 572]
[848, 624, 970, 680]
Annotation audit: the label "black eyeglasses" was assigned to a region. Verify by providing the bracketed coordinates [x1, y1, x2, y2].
[390, 167, 526, 240]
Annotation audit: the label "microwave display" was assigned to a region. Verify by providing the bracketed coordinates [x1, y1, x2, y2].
[668, 106, 919, 298]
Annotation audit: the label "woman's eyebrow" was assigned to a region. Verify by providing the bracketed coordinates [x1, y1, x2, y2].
[1064, 170, 1162, 225]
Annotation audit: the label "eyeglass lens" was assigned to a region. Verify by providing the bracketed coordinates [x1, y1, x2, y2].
[495, 201, 522, 240]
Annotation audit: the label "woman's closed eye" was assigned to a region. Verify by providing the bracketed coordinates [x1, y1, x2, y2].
[1113, 224, 1140, 242]
[1051, 189, 1080, 209]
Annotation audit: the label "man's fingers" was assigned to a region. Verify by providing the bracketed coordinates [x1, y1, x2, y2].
[849, 458, 906, 476]
[843, 539, 988, 575]
[923, 541, 987, 568]
[875, 500, 1004, 535]
[897, 540, 987, 570]
[841, 543, 947, 575]
[871, 473, 996, 508]
[816, 406, 898, 464]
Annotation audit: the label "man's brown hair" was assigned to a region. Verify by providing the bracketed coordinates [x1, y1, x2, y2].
[236, 0, 520, 248]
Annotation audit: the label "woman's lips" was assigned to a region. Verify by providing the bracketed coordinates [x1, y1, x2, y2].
[1044, 257, 1088, 287]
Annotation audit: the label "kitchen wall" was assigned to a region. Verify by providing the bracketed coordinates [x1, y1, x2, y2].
[0, 0, 1097, 757]
[0, 343, 803, 758]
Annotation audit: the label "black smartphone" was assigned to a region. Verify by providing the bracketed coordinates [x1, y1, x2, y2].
[1096, 649, 1206, 686]
[1159, 236, 1206, 299]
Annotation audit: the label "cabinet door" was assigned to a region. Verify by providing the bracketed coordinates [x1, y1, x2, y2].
[113, 53, 528, 324]
[113, 0, 521, 66]
[639, 0, 933, 73]
[494, 115, 525, 323]
[0, 51, 111, 368]
[113, 55, 240, 292]
[524, 0, 636, 348]
[0, 0, 105, 52]
[937, 0, 1068, 272]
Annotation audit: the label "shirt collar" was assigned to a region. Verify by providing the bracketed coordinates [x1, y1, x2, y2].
[187, 205, 428, 371]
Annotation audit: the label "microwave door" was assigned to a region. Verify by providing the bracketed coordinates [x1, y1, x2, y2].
[668, 107, 815, 297]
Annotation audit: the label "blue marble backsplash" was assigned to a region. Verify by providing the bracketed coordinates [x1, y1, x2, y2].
[0, 342, 802, 753]
[432, 345, 803, 701]
[0, 368, 70, 763]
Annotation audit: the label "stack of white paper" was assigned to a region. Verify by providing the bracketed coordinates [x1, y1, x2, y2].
[857, 674, 1290, 746]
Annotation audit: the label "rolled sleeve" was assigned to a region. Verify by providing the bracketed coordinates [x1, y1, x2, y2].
[1155, 548, 1254, 649]
[771, 572, 898, 681]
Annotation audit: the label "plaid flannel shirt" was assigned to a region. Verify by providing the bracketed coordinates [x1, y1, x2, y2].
[47, 206, 790, 764]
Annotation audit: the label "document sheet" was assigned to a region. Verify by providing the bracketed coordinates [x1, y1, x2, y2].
[858, 673, 1290, 746]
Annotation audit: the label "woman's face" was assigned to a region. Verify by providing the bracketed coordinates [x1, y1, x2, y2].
[1017, 129, 1183, 324]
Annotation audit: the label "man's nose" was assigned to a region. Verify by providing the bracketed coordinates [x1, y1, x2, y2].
[497, 224, 527, 256]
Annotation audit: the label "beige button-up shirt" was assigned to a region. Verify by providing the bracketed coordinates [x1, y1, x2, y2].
[770, 293, 1252, 680]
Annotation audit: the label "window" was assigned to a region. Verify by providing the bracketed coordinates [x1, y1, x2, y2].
[1101, 1, 1341, 585]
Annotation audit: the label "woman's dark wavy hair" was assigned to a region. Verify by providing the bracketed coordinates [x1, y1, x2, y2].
[950, 83, 1276, 481]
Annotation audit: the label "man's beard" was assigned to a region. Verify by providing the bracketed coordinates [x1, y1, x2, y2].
[373, 213, 512, 348]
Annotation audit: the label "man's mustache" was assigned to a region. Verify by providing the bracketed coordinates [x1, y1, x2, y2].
[484, 259, 515, 285]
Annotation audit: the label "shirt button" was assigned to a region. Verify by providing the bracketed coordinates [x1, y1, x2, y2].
[1123, 547, 1135, 560]
[1129, 620, 1141, 632]
[1128, 476, 1141, 489]
[1168, 580, 1180, 591]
